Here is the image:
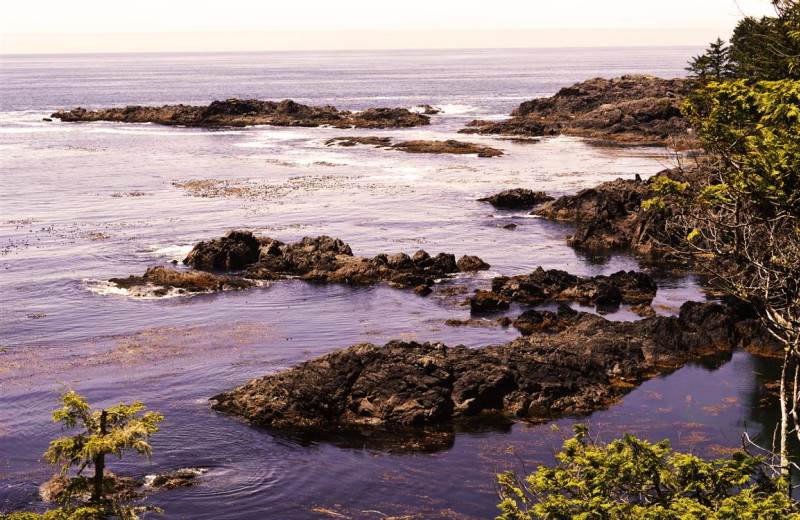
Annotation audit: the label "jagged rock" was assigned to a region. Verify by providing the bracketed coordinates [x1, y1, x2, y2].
[478, 188, 553, 209]
[211, 301, 758, 433]
[460, 75, 691, 145]
[52, 99, 430, 129]
[181, 231, 489, 291]
[483, 267, 657, 309]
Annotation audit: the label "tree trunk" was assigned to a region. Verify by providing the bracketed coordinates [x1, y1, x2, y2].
[91, 410, 107, 503]
[780, 352, 791, 494]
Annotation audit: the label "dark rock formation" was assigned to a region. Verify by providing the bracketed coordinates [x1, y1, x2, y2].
[109, 266, 254, 296]
[52, 99, 430, 129]
[478, 188, 554, 209]
[211, 301, 757, 431]
[468, 267, 657, 312]
[391, 139, 504, 157]
[183, 231, 489, 290]
[460, 75, 691, 145]
[184, 229, 263, 271]
[532, 168, 703, 258]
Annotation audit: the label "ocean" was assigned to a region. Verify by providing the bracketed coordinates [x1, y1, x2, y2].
[0, 47, 782, 518]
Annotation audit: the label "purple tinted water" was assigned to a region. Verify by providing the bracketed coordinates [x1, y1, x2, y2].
[0, 47, 784, 518]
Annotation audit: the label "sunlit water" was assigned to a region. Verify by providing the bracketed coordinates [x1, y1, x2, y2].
[0, 47, 785, 518]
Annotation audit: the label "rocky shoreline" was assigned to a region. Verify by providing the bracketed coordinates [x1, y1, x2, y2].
[51, 98, 430, 129]
[211, 300, 769, 435]
[461, 75, 692, 145]
[80, 75, 780, 456]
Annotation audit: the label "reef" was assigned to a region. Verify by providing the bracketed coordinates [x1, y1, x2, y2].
[51, 99, 430, 129]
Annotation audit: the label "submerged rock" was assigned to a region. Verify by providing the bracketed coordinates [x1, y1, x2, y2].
[325, 136, 392, 147]
[146, 468, 206, 490]
[211, 301, 758, 432]
[415, 104, 441, 115]
[391, 139, 504, 157]
[468, 267, 657, 312]
[52, 99, 430, 129]
[324, 136, 503, 157]
[460, 75, 691, 145]
[109, 266, 254, 296]
[478, 188, 553, 209]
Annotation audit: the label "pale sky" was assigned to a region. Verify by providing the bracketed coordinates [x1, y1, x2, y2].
[1, 0, 779, 53]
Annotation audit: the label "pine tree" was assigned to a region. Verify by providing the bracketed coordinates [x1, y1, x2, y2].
[43, 389, 163, 507]
[686, 38, 733, 80]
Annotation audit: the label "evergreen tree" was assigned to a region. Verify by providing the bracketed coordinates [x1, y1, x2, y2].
[43, 389, 163, 515]
[687, 38, 734, 80]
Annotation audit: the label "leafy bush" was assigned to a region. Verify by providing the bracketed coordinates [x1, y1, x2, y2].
[496, 425, 799, 520]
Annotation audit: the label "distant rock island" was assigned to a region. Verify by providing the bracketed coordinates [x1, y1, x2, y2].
[51, 98, 430, 129]
[461, 75, 691, 145]
[325, 137, 504, 157]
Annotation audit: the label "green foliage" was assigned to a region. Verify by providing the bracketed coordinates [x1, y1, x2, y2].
[496, 425, 799, 520]
[2, 505, 107, 520]
[1, 503, 161, 520]
[650, 176, 691, 196]
[642, 177, 691, 212]
[14, 389, 166, 520]
[44, 389, 162, 481]
[687, 38, 735, 80]
[683, 79, 800, 217]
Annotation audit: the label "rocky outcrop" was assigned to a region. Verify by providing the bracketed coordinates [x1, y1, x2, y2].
[108, 232, 491, 298]
[182, 231, 489, 292]
[460, 75, 691, 145]
[325, 136, 504, 157]
[478, 188, 553, 209]
[467, 267, 657, 312]
[109, 266, 254, 296]
[531, 168, 703, 258]
[52, 99, 430, 129]
[211, 301, 757, 431]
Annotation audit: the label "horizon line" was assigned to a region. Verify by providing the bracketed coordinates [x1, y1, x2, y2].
[2, 28, 719, 55]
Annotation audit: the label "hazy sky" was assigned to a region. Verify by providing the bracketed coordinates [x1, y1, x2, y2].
[2, 0, 779, 53]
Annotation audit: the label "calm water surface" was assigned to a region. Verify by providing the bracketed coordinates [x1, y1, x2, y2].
[0, 47, 785, 518]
